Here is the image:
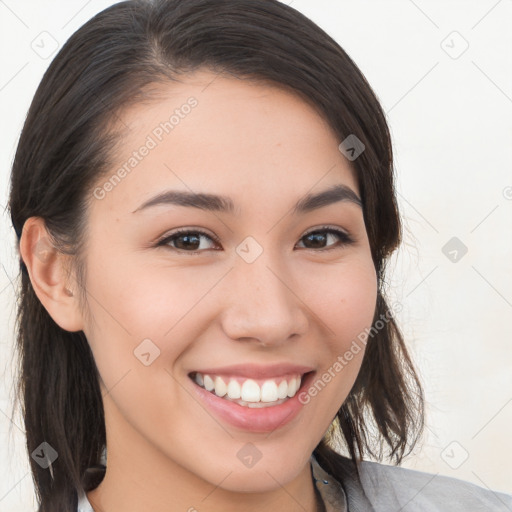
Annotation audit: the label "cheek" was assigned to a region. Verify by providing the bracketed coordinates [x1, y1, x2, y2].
[300, 257, 377, 405]
[80, 253, 224, 411]
[84, 252, 216, 344]
[310, 257, 378, 346]
[80, 256, 207, 422]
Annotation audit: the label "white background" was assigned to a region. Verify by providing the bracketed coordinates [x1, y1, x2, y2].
[0, 0, 511, 510]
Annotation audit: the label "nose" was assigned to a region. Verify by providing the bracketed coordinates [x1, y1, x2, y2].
[219, 253, 309, 347]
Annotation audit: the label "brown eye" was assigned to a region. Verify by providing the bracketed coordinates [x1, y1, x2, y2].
[158, 229, 220, 253]
[297, 227, 354, 251]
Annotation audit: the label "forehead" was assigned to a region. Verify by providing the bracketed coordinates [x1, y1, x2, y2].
[93, 70, 359, 215]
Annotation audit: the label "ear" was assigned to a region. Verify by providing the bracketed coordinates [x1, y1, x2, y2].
[19, 217, 84, 332]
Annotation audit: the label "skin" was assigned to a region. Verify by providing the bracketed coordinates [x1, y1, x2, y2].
[21, 70, 378, 512]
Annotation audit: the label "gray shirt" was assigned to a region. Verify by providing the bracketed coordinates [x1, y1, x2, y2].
[77, 455, 512, 511]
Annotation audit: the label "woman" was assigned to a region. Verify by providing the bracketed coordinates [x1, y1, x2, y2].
[8, 0, 511, 511]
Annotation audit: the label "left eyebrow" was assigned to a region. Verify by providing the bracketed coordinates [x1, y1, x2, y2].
[292, 184, 362, 214]
[131, 183, 362, 215]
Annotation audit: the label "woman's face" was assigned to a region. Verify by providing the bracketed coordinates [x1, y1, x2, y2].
[81, 70, 377, 493]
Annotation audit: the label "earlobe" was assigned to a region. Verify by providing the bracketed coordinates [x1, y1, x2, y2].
[19, 217, 84, 332]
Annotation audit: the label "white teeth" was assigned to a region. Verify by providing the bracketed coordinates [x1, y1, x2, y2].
[260, 380, 278, 402]
[193, 372, 304, 406]
[214, 376, 227, 397]
[203, 374, 214, 392]
[287, 377, 297, 397]
[241, 379, 261, 402]
[227, 379, 241, 399]
[277, 380, 288, 399]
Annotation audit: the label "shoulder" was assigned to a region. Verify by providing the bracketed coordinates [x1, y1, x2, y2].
[357, 459, 512, 511]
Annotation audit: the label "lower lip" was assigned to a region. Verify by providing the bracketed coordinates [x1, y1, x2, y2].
[189, 372, 315, 433]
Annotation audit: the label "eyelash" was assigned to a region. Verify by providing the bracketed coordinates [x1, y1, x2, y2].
[156, 226, 355, 254]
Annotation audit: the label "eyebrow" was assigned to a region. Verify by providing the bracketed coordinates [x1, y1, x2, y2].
[131, 184, 362, 215]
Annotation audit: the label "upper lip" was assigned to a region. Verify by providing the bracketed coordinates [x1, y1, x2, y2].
[190, 363, 315, 380]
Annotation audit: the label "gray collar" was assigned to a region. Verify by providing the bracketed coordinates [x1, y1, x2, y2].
[310, 453, 376, 512]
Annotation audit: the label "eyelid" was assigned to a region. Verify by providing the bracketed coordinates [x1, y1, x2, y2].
[302, 225, 351, 238]
[155, 227, 220, 246]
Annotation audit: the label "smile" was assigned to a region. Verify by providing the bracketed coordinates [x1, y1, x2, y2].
[187, 364, 315, 432]
[190, 372, 302, 408]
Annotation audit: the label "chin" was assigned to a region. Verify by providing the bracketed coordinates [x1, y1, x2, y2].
[212, 467, 298, 494]
[194, 449, 310, 494]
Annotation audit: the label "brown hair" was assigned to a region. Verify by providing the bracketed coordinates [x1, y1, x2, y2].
[8, 0, 424, 510]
